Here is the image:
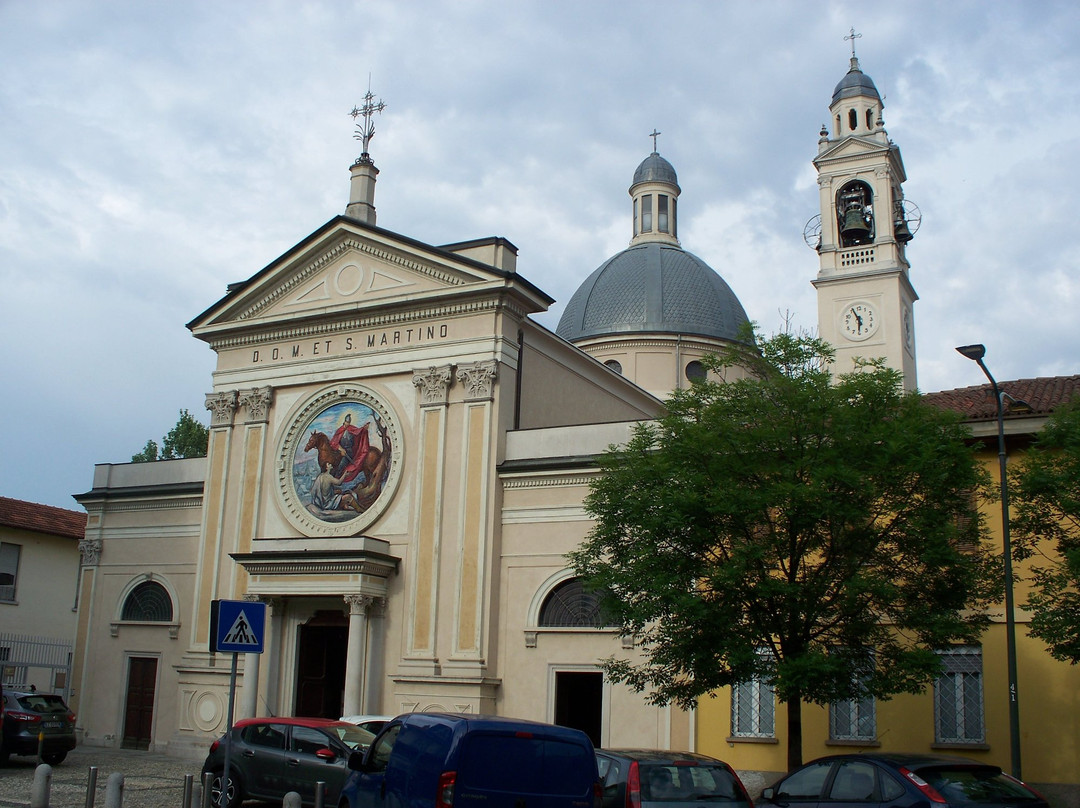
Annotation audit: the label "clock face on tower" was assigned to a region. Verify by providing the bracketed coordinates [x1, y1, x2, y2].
[840, 301, 879, 341]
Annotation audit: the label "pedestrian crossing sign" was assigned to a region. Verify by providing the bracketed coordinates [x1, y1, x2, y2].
[210, 599, 266, 654]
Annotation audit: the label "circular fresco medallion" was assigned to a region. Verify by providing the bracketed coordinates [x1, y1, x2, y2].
[277, 385, 401, 537]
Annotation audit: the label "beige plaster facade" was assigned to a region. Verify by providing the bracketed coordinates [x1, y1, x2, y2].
[70, 195, 701, 757]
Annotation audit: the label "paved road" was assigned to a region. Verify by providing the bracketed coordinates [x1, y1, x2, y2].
[0, 745, 242, 808]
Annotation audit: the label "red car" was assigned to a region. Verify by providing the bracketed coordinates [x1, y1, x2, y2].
[201, 716, 375, 808]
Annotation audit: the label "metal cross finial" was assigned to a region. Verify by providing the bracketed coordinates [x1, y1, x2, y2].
[349, 77, 386, 157]
[649, 129, 661, 153]
[844, 27, 862, 58]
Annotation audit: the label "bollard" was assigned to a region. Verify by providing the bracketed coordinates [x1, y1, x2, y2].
[104, 772, 124, 808]
[283, 792, 302, 808]
[202, 771, 214, 808]
[315, 780, 325, 808]
[183, 774, 194, 808]
[190, 777, 203, 808]
[86, 765, 99, 808]
[30, 763, 52, 808]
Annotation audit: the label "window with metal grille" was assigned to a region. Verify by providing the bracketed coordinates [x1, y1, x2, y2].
[731, 658, 775, 738]
[538, 578, 616, 628]
[829, 650, 876, 741]
[121, 581, 173, 622]
[934, 646, 984, 743]
[0, 542, 20, 601]
[830, 693, 876, 741]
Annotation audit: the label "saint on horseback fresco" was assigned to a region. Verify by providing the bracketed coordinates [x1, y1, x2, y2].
[292, 400, 393, 523]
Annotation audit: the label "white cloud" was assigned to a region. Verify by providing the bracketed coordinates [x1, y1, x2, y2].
[2, 0, 1079, 507]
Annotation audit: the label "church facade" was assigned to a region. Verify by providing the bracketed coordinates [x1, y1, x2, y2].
[69, 52, 1080, 794]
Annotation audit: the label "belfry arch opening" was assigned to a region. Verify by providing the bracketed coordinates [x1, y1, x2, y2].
[837, 180, 874, 247]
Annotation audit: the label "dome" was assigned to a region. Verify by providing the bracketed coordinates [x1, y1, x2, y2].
[556, 242, 750, 343]
[831, 57, 880, 104]
[632, 152, 679, 189]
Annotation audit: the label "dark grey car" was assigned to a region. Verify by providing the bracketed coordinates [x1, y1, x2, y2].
[1, 689, 78, 765]
[760, 753, 1048, 808]
[596, 749, 752, 808]
[201, 717, 374, 808]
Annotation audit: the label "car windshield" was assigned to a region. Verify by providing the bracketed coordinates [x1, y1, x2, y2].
[919, 766, 1042, 804]
[325, 723, 376, 750]
[641, 764, 748, 804]
[15, 694, 68, 714]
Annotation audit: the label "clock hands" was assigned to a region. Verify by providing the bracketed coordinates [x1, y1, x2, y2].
[849, 307, 864, 333]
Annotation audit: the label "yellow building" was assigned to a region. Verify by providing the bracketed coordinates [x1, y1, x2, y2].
[695, 376, 1080, 799]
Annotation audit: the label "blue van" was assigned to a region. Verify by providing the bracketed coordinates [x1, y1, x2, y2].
[338, 713, 601, 808]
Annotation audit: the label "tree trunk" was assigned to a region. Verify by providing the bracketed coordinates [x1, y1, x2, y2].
[785, 695, 803, 771]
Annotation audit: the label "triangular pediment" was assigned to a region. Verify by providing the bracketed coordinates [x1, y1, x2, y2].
[814, 135, 891, 165]
[189, 217, 544, 336]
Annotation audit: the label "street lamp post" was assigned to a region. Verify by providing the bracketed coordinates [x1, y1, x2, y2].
[955, 344, 1022, 780]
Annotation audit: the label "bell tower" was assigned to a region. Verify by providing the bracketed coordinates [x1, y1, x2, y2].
[808, 34, 920, 391]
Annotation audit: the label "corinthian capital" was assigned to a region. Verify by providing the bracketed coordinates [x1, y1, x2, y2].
[205, 391, 239, 427]
[79, 538, 103, 567]
[457, 360, 498, 402]
[239, 386, 274, 424]
[413, 365, 454, 407]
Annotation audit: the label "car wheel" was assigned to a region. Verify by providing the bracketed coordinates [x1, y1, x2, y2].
[42, 751, 67, 765]
[209, 768, 243, 808]
[0, 746, 8, 766]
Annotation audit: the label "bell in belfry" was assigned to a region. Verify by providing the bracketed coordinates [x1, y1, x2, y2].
[840, 202, 871, 242]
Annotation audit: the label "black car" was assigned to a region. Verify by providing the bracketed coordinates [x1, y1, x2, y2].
[760, 753, 1047, 808]
[201, 716, 375, 808]
[0, 689, 78, 765]
[596, 749, 753, 808]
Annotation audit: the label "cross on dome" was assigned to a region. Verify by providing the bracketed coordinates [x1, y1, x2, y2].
[844, 27, 862, 58]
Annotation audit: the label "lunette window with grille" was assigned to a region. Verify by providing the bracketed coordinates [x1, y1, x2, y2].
[0, 542, 21, 602]
[538, 578, 617, 628]
[730, 653, 775, 738]
[934, 646, 984, 744]
[120, 580, 174, 622]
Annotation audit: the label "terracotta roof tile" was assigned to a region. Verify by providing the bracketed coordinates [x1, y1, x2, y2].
[0, 496, 86, 540]
[924, 375, 1080, 422]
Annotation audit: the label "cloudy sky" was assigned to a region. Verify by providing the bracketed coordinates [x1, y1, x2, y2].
[2, 1, 1078, 510]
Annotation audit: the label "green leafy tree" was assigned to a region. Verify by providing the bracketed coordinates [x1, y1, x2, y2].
[568, 330, 999, 769]
[1011, 397, 1080, 663]
[132, 409, 209, 462]
[131, 439, 160, 462]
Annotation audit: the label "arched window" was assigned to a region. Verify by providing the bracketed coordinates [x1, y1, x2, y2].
[121, 581, 173, 622]
[865, 108, 873, 129]
[538, 578, 616, 628]
[848, 108, 858, 131]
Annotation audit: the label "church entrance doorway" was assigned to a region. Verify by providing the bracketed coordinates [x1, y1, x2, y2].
[554, 670, 603, 748]
[293, 610, 348, 719]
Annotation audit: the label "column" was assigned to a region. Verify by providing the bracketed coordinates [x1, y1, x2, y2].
[342, 595, 373, 717]
[363, 597, 387, 714]
[239, 594, 266, 719]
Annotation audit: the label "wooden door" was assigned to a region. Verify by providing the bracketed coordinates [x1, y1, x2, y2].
[122, 657, 157, 749]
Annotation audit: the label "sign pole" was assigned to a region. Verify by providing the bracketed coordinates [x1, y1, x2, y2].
[209, 599, 266, 808]
[219, 651, 238, 808]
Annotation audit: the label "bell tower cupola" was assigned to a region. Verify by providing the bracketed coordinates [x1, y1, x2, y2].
[809, 32, 921, 391]
[629, 130, 681, 247]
